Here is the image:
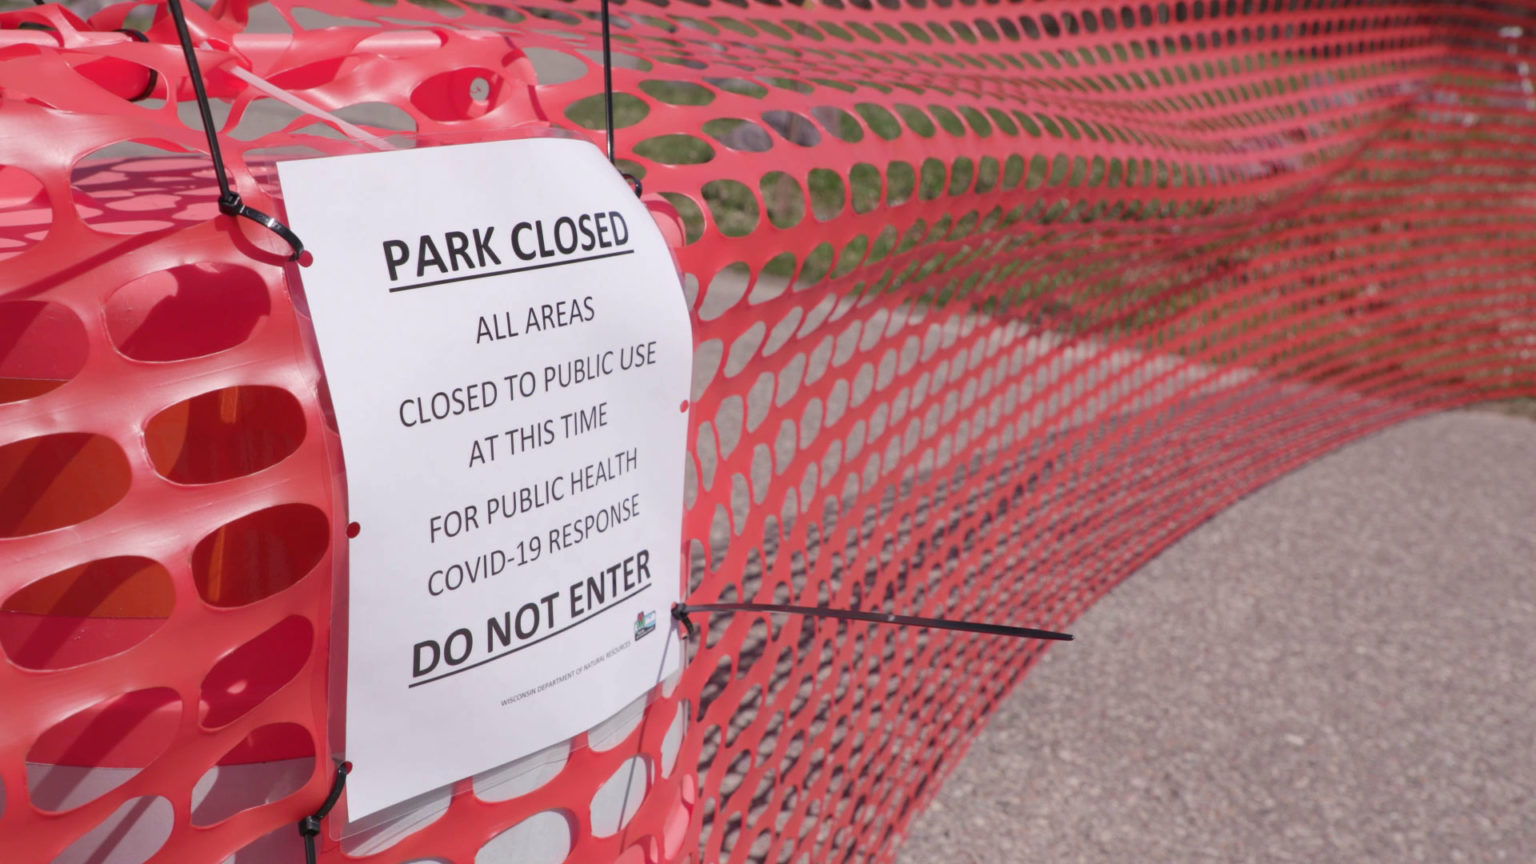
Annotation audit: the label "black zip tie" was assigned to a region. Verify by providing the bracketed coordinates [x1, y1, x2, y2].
[117, 27, 160, 102]
[597, 0, 641, 197]
[671, 602, 1072, 643]
[298, 759, 350, 864]
[16, 12, 158, 100]
[164, 0, 305, 260]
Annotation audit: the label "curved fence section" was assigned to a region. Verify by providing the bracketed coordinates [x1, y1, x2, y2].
[0, 1, 1533, 863]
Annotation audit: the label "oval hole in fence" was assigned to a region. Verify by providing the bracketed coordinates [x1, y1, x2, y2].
[191, 723, 315, 825]
[893, 104, 936, 137]
[710, 76, 769, 100]
[267, 55, 356, 90]
[918, 158, 946, 201]
[53, 796, 173, 864]
[886, 161, 916, 206]
[988, 107, 1019, 135]
[192, 504, 329, 608]
[659, 192, 705, 245]
[956, 105, 991, 137]
[660, 700, 688, 777]
[146, 385, 306, 484]
[975, 156, 1000, 194]
[846, 163, 880, 214]
[67, 52, 159, 104]
[72, 142, 215, 235]
[0, 300, 87, 404]
[411, 68, 501, 121]
[1, 556, 173, 670]
[476, 810, 572, 864]
[27, 688, 181, 812]
[0, 165, 50, 263]
[811, 106, 863, 142]
[634, 134, 715, 165]
[927, 104, 967, 136]
[761, 110, 821, 146]
[106, 263, 270, 362]
[524, 47, 587, 86]
[808, 169, 845, 221]
[200, 615, 314, 728]
[854, 103, 901, 140]
[0, 433, 130, 538]
[759, 171, 805, 229]
[591, 757, 650, 836]
[564, 92, 649, 130]
[948, 157, 975, 196]
[333, 101, 419, 135]
[703, 118, 774, 153]
[703, 179, 759, 237]
[639, 79, 715, 105]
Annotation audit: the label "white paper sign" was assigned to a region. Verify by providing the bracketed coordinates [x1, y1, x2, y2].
[277, 138, 689, 820]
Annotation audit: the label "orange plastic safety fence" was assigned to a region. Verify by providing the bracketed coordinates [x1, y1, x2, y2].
[1, 0, 1533, 862]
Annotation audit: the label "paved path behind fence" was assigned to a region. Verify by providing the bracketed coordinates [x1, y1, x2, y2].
[898, 410, 1536, 864]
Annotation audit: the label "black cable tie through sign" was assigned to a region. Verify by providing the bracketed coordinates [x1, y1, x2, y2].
[597, 0, 641, 197]
[298, 759, 350, 864]
[671, 602, 1072, 643]
[164, 0, 305, 260]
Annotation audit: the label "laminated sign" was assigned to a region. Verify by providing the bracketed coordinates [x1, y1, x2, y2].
[278, 138, 691, 820]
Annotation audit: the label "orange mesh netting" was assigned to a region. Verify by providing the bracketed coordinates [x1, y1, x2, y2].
[1, 0, 1533, 862]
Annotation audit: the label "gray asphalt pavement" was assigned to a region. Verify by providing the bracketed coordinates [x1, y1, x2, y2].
[897, 410, 1536, 864]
